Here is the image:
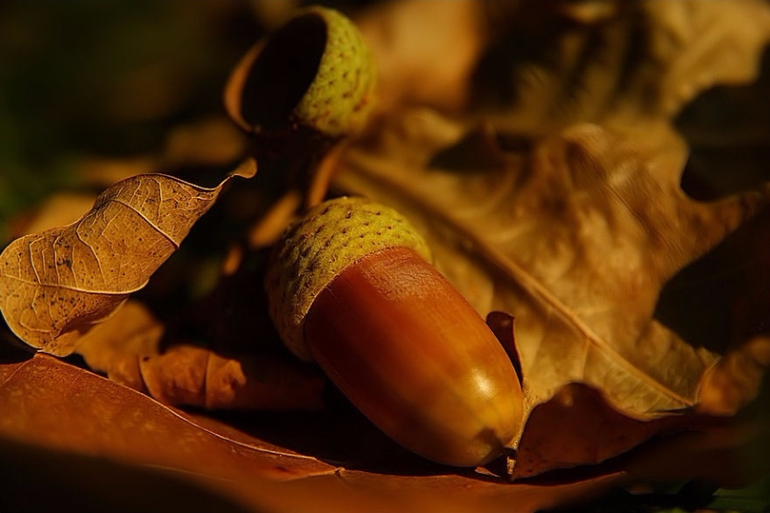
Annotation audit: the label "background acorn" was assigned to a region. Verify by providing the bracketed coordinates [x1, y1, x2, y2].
[225, 5, 379, 231]
[224, 6, 377, 140]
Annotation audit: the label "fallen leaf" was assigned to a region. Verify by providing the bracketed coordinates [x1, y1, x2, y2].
[74, 299, 326, 411]
[340, 118, 770, 408]
[0, 158, 256, 356]
[335, 117, 770, 473]
[4, 351, 764, 512]
[2, 1, 770, 508]
[74, 300, 163, 394]
[697, 208, 770, 416]
[355, 0, 490, 114]
[0, 436, 253, 513]
[326, 0, 770, 476]
[471, 0, 770, 134]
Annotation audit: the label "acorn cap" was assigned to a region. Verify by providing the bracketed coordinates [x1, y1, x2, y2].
[225, 6, 377, 139]
[265, 197, 432, 361]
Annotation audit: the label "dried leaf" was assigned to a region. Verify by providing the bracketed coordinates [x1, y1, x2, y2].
[335, 116, 770, 472]
[74, 300, 163, 393]
[2, 2, 769, 506]
[341, 118, 769, 405]
[356, 0, 490, 114]
[473, 0, 770, 133]
[697, 209, 770, 415]
[1, 352, 766, 511]
[75, 299, 326, 411]
[324, 0, 770, 476]
[0, 355, 752, 512]
[0, 159, 256, 356]
[512, 382, 699, 479]
[0, 354, 339, 504]
[138, 343, 326, 411]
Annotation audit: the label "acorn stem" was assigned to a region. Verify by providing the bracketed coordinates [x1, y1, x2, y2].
[225, 6, 378, 237]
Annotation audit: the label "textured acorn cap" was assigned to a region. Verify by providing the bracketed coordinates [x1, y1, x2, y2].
[225, 6, 377, 138]
[265, 197, 432, 361]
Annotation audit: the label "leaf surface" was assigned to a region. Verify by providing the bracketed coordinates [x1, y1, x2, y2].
[0, 159, 256, 356]
[337, 118, 770, 417]
[333, 0, 770, 474]
[3, 352, 764, 512]
[2, 0, 770, 507]
[74, 299, 326, 411]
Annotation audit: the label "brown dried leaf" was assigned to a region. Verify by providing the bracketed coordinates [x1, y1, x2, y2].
[0, 354, 339, 501]
[325, 0, 770, 476]
[139, 344, 326, 411]
[356, 0, 490, 114]
[472, 0, 770, 133]
[354, 1, 770, 134]
[335, 117, 770, 473]
[697, 208, 770, 415]
[74, 299, 326, 411]
[0, 159, 256, 356]
[1, 352, 766, 511]
[74, 300, 163, 394]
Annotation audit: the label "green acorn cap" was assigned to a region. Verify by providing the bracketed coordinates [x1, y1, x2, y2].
[225, 6, 377, 139]
[265, 197, 432, 361]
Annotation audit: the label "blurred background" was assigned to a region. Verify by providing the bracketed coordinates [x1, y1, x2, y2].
[0, 1, 270, 242]
[2, 0, 769, 238]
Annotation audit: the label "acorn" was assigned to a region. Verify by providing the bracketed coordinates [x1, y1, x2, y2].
[265, 197, 523, 467]
[225, 6, 377, 214]
[224, 5, 376, 140]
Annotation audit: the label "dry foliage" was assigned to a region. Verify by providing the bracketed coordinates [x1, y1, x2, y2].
[1, 1, 770, 511]
[0, 159, 256, 355]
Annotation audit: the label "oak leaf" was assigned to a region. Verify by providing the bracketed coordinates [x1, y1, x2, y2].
[329, 0, 770, 476]
[1, 2, 769, 506]
[334, 116, 770, 474]
[0, 159, 256, 356]
[471, 0, 770, 133]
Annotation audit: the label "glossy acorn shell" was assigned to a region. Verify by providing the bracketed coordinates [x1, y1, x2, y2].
[305, 246, 523, 466]
[266, 197, 523, 466]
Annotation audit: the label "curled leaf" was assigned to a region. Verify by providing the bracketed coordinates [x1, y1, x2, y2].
[511, 383, 696, 479]
[1, 351, 766, 511]
[74, 301, 326, 411]
[0, 159, 256, 356]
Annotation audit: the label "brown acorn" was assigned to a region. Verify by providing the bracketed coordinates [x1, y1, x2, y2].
[266, 197, 523, 466]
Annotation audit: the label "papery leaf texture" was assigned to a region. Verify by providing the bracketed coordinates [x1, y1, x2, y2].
[337, 116, 770, 418]
[0, 159, 256, 356]
[330, 4, 770, 475]
[74, 300, 326, 411]
[3, 350, 753, 513]
[1, 0, 770, 505]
